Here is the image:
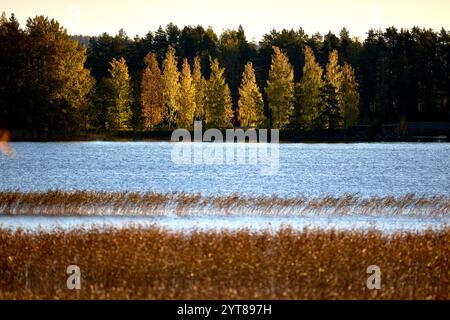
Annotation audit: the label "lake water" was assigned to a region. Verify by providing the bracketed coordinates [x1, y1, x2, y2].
[1, 142, 449, 232]
[0, 215, 447, 233]
[1, 142, 450, 196]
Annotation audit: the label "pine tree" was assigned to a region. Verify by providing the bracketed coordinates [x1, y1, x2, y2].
[299, 46, 324, 131]
[205, 58, 233, 128]
[10, 16, 94, 132]
[237, 62, 266, 127]
[104, 57, 133, 130]
[141, 52, 163, 129]
[265, 46, 295, 128]
[177, 58, 196, 128]
[192, 56, 206, 120]
[341, 63, 360, 129]
[162, 46, 180, 128]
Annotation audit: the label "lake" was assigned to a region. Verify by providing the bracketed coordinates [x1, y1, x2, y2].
[1, 142, 449, 197]
[1, 142, 449, 232]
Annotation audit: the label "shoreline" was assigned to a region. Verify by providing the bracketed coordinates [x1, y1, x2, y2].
[9, 133, 450, 143]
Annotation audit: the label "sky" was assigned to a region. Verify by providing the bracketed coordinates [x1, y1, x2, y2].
[2, 0, 450, 41]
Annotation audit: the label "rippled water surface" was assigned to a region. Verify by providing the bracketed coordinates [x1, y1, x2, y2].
[1, 142, 449, 196]
[1, 142, 449, 232]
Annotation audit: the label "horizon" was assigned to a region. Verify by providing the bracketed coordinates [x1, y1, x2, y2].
[2, 0, 450, 41]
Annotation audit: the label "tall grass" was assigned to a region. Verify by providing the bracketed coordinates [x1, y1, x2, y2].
[0, 227, 448, 299]
[0, 190, 449, 216]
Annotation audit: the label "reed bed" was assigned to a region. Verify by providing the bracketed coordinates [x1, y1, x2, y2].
[0, 227, 448, 299]
[0, 190, 449, 217]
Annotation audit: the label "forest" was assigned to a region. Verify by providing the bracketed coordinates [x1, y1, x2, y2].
[0, 13, 449, 138]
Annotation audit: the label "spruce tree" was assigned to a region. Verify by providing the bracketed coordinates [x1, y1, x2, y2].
[265, 46, 295, 128]
[141, 52, 163, 129]
[299, 46, 324, 131]
[237, 62, 266, 127]
[205, 58, 233, 128]
[177, 58, 196, 128]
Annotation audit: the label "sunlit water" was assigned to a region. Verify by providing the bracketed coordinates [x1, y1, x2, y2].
[0, 215, 447, 233]
[1, 142, 449, 232]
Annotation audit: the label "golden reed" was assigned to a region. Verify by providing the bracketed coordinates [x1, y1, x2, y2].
[1, 191, 449, 216]
[0, 227, 448, 299]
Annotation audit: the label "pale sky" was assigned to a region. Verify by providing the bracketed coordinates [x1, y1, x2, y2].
[2, 0, 450, 41]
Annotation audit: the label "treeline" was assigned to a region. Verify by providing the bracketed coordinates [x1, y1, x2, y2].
[1, 13, 450, 134]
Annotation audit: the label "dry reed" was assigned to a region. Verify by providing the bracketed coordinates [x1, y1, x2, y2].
[0, 227, 448, 299]
[0, 190, 449, 217]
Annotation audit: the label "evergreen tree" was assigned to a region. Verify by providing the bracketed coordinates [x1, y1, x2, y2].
[219, 26, 256, 116]
[104, 57, 133, 130]
[177, 58, 196, 128]
[341, 63, 360, 129]
[298, 46, 324, 130]
[24, 16, 94, 131]
[154, 26, 168, 63]
[205, 58, 233, 128]
[192, 56, 206, 120]
[0, 13, 26, 129]
[237, 62, 266, 127]
[322, 31, 340, 65]
[162, 46, 180, 128]
[87, 30, 131, 80]
[141, 52, 163, 129]
[320, 82, 340, 130]
[265, 46, 295, 128]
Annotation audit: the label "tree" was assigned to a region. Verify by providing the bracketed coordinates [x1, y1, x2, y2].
[322, 31, 340, 65]
[325, 50, 342, 92]
[161, 46, 180, 128]
[177, 58, 196, 128]
[141, 52, 163, 129]
[219, 26, 256, 117]
[154, 26, 168, 63]
[166, 23, 181, 56]
[192, 56, 206, 120]
[24, 16, 94, 132]
[87, 30, 131, 80]
[205, 58, 233, 128]
[265, 46, 295, 128]
[104, 57, 133, 130]
[237, 62, 266, 127]
[258, 29, 308, 82]
[0, 13, 26, 129]
[341, 63, 360, 129]
[320, 82, 340, 130]
[298, 46, 324, 130]
[323, 50, 343, 129]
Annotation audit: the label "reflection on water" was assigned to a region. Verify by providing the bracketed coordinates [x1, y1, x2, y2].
[0, 129, 15, 158]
